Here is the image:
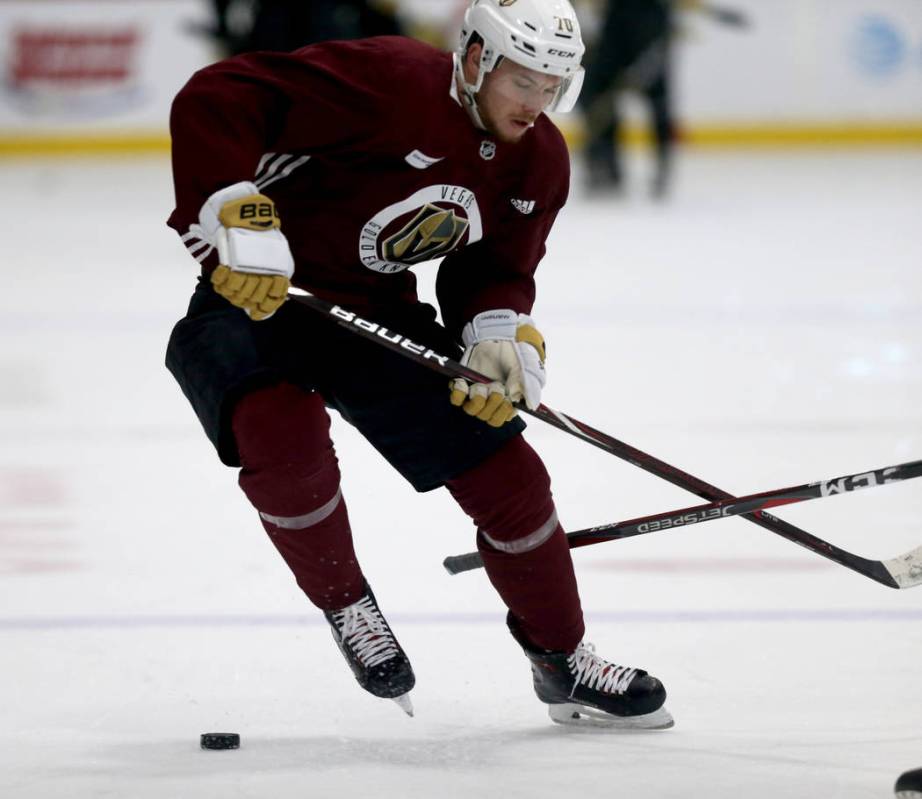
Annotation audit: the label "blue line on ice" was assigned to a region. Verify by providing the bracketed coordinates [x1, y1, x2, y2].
[0, 608, 920, 630]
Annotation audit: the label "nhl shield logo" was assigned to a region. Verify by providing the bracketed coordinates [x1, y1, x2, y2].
[479, 140, 496, 160]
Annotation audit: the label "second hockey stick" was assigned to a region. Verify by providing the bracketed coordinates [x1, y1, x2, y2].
[442, 459, 922, 579]
[286, 290, 922, 589]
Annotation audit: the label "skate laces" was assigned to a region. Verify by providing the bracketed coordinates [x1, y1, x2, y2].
[567, 642, 638, 697]
[331, 596, 400, 668]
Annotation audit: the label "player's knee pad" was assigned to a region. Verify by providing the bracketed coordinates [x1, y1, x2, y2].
[232, 382, 342, 525]
[232, 382, 332, 466]
[447, 436, 558, 553]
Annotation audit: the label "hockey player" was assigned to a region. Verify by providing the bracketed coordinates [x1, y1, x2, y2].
[203, 0, 402, 57]
[580, 0, 676, 197]
[166, 0, 672, 728]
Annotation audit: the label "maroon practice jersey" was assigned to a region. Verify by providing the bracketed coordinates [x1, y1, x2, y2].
[168, 36, 570, 336]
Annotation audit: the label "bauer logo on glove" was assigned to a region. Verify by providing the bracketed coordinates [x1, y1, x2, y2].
[219, 196, 281, 230]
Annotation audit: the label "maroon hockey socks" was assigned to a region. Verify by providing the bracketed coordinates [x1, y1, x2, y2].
[447, 436, 585, 652]
[232, 382, 365, 610]
[232, 384, 585, 651]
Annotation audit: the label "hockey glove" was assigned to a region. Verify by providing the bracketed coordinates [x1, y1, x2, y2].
[196, 181, 295, 321]
[449, 309, 546, 427]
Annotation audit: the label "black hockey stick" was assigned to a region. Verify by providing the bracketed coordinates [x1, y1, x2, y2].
[443, 459, 922, 578]
[286, 290, 922, 589]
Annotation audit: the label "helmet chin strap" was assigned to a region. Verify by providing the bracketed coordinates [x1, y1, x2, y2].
[453, 52, 488, 132]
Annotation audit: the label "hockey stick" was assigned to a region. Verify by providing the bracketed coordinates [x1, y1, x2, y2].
[443, 459, 922, 578]
[699, 4, 751, 29]
[286, 290, 922, 589]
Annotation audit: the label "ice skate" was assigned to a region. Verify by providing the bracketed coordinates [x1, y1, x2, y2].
[509, 615, 673, 730]
[324, 583, 415, 716]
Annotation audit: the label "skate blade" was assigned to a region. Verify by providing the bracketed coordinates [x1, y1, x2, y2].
[548, 702, 674, 731]
[391, 692, 414, 717]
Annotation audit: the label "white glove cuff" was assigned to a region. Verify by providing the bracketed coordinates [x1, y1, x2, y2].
[216, 227, 294, 278]
[462, 309, 537, 347]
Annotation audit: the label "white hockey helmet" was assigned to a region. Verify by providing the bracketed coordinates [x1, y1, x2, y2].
[456, 0, 586, 115]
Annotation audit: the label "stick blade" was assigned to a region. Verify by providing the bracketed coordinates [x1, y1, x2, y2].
[883, 545, 922, 589]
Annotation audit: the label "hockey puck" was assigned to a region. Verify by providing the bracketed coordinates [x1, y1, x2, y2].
[895, 767, 922, 797]
[200, 732, 240, 750]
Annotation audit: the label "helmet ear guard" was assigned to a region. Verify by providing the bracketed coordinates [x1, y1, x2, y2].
[477, 39, 502, 75]
[456, 0, 586, 118]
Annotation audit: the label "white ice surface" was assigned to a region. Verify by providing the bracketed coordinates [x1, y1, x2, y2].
[1, 150, 921, 798]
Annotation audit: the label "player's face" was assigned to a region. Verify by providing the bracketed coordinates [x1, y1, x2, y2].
[474, 55, 562, 143]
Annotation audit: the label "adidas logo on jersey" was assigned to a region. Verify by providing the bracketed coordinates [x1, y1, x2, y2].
[511, 198, 536, 215]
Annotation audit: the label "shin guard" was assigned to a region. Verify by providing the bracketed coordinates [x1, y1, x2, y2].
[232, 382, 365, 610]
[446, 436, 584, 652]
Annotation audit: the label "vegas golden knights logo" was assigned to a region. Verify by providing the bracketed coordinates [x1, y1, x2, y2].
[360, 184, 483, 273]
[382, 204, 470, 265]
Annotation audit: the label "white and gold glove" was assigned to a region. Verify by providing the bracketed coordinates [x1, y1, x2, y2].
[449, 309, 547, 427]
[195, 181, 294, 321]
